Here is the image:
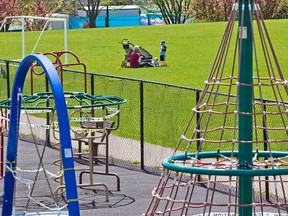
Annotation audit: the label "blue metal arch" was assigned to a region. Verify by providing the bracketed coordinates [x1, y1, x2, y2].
[2, 54, 80, 215]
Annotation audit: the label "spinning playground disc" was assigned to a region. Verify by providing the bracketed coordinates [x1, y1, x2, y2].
[0, 91, 127, 111]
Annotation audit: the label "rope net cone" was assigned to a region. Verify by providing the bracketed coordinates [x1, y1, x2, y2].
[144, 1, 288, 215]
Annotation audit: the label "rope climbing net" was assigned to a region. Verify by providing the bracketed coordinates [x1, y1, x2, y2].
[144, 1, 288, 215]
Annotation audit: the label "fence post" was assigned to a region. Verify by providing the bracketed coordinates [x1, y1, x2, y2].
[90, 75, 95, 119]
[262, 99, 269, 201]
[90, 74, 94, 95]
[140, 81, 144, 170]
[196, 90, 201, 181]
[0, 128, 3, 179]
[5, 61, 10, 99]
[196, 90, 201, 150]
[45, 76, 51, 147]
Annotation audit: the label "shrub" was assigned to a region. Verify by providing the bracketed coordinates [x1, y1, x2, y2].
[273, 3, 288, 19]
[191, 0, 286, 22]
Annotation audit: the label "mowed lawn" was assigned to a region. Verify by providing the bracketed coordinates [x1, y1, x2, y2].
[0, 19, 288, 90]
[0, 19, 288, 150]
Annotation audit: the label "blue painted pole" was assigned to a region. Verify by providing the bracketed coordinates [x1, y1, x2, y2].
[2, 54, 80, 215]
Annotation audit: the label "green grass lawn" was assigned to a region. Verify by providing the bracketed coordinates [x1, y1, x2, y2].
[0, 19, 287, 90]
[1, 20, 288, 151]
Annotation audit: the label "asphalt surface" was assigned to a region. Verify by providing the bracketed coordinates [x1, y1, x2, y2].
[0, 138, 162, 216]
[0, 138, 286, 216]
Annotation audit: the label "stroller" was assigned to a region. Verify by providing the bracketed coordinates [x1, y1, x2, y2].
[119, 39, 153, 68]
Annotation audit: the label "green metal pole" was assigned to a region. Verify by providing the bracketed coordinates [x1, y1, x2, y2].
[238, 1, 253, 215]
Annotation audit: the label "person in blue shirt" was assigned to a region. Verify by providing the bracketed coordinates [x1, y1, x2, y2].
[160, 40, 167, 66]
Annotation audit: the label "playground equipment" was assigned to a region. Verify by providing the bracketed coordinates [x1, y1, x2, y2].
[30, 51, 87, 93]
[0, 53, 127, 214]
[0, 108, 5, 180]
[50, 92, 126, 201]
[0, 51, 87, 177]
[1, 54, 80, 215]
[144, 1, 288, 215]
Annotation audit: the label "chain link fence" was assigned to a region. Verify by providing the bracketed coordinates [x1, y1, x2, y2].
[0, 58, 280, 179]
[0, 59, 202, 175]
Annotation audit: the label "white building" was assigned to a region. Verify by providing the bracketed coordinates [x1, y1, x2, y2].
[77, 5, 141, 18]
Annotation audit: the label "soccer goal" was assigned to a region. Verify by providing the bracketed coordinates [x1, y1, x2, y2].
[0, 16, 68, 63]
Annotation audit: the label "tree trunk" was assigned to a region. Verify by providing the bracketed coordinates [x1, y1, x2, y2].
[89, 14, 97, 28]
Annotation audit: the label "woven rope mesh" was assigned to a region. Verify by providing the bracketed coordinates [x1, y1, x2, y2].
[144, 1, 288, 215]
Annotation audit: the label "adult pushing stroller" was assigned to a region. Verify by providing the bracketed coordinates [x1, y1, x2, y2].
[119, 39, 153, 68]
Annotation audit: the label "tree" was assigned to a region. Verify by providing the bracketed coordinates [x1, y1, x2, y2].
[102, 0, 131, 5]
[20, 0, 74, 30]
[152, 0, 193, 24]
[274, 3, 288, 18]
[77, 0, 101, 28]
[191, 0, 286, 22]
[77, 0, 131, 28]
[191, 0, 234, 22]
[133, 0, 156, 11]
[0, 0, 22, 31]
[257, 0, 286, 19]
[134, 0, 193, 24]
[0, 0, 74, 31]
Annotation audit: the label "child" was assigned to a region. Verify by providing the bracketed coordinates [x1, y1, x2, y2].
[151, 57, 160, 67]
[160, 40, 167, 66]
